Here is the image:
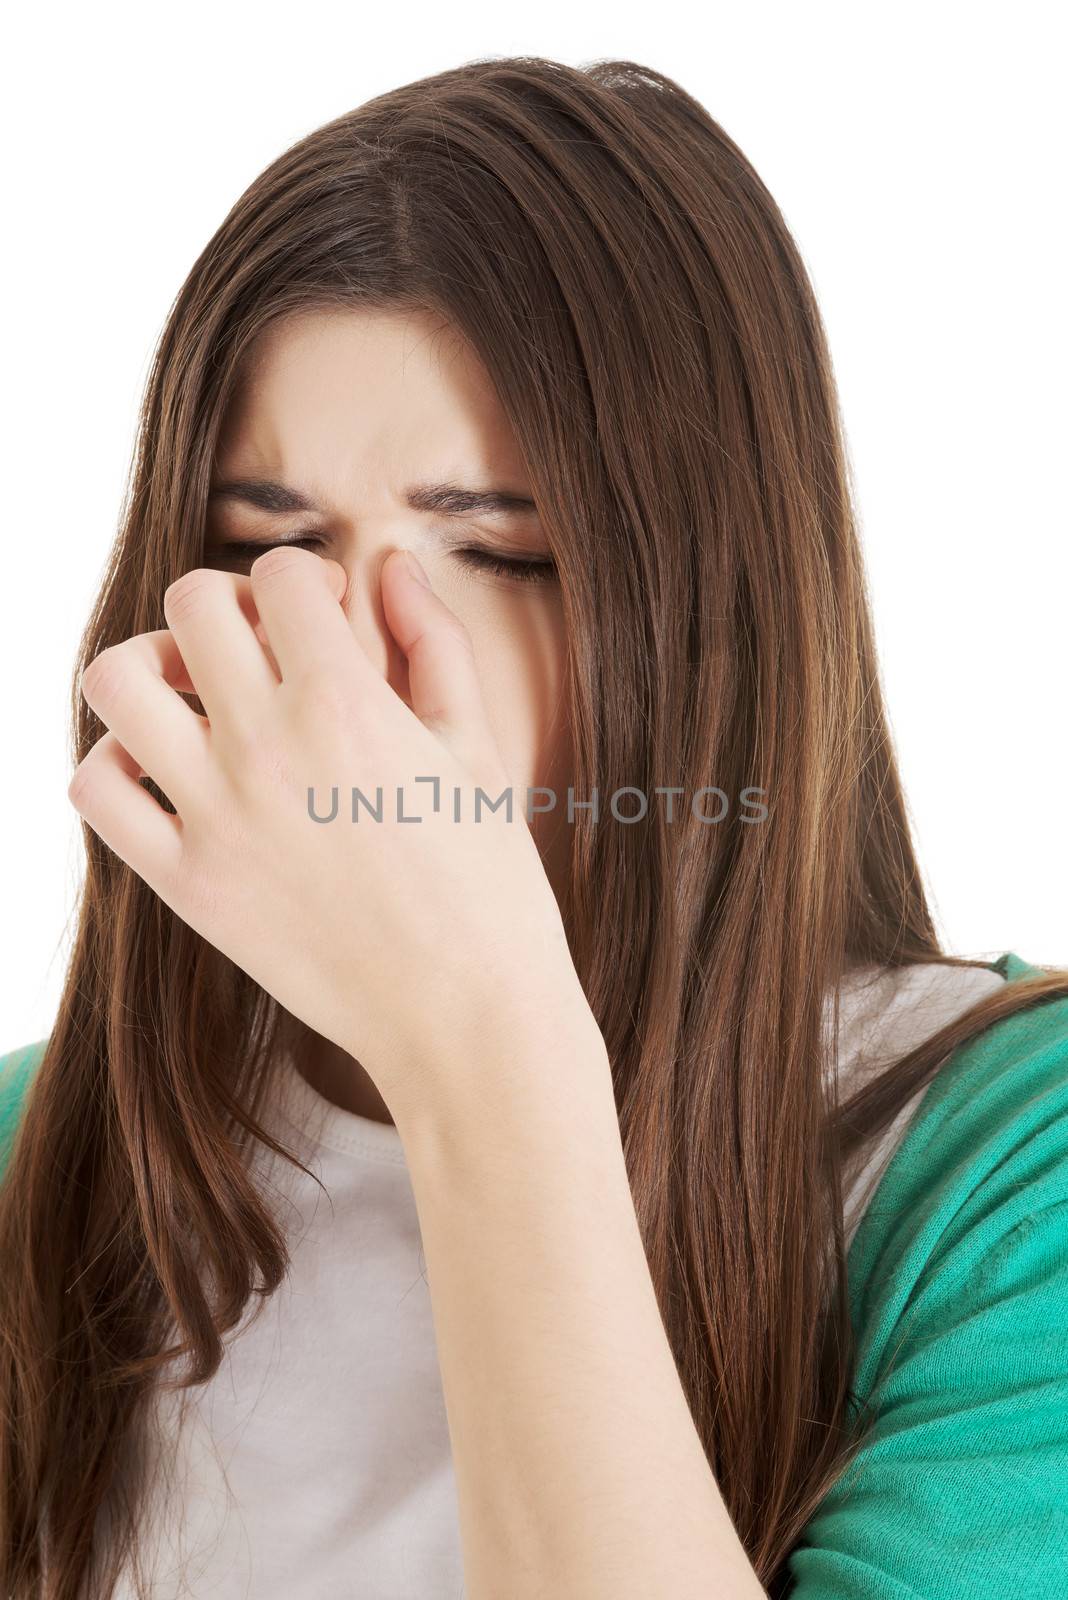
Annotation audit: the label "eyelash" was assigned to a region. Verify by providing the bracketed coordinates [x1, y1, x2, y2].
[215, 536, 557, 586]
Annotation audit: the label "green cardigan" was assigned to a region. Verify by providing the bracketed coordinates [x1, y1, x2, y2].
[1, 950, 1066, 1596]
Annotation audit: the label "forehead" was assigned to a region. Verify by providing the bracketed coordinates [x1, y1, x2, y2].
[216, 307, 528, 502]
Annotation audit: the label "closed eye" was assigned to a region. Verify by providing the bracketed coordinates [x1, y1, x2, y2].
[455, 548, 557, 585]
[206, 536, 557, 586]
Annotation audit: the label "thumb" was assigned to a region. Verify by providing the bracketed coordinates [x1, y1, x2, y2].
[380, 548, 506, 780]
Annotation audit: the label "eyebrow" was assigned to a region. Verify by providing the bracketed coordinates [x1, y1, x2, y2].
[207, 476, 538, 519]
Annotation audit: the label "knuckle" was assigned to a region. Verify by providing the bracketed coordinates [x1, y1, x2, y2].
[163, 568, 220, 622]
[212, 709, 297, 795]
[67, 734, 113, 809]
[67, 757, 95, 809]
[288, 668, 355, 725]
[248, 546, 305, 585]
[246, 732, 297, 791]
[80, 645, 128, 704]
[418, 697, 451, 733]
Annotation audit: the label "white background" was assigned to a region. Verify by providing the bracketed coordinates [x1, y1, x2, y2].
[2, 2, 1064, 1051]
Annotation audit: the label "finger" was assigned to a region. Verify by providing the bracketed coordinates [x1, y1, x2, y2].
[79, 636, 212, 820]
[119, 627, 219, 700]
[162, 567, 282, 732]
[103, 625, 276, 717]
[68, 728, 183, 890]
[248, 548, 377, 689]
[379, 549, 505, 774]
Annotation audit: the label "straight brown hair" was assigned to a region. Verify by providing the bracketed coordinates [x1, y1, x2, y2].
[2, 54, 1066, 1598]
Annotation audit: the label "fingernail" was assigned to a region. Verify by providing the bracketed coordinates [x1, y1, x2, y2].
[404, 551, 432, 589]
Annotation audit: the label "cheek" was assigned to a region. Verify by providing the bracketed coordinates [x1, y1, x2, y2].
[478, 649, 567, 798]
[463, 596, 570, 802]
[467, 609, 573, 911]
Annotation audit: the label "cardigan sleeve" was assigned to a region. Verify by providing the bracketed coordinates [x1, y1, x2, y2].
[784, 1185, 1068, 1596]
[0, 1040, 47, 1184]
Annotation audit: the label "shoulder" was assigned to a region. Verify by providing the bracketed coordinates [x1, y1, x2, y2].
[0, 1038, 49, 1173]
[847, 952, 1068, 1365]
[788, 954, 1068, 1596]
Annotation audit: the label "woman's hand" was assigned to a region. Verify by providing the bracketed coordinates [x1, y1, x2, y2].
[69, 546, 588, 1119]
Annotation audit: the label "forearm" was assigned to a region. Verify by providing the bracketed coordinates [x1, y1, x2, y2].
[391, 992, 768, 1600]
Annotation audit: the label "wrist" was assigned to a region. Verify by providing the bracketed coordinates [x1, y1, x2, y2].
[387, 975, 614, 1156]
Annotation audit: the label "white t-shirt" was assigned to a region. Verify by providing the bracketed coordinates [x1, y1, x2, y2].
[109, 960, 1006, 1599]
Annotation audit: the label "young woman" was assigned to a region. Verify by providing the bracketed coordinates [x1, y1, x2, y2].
[1, 54, 1066, 1600]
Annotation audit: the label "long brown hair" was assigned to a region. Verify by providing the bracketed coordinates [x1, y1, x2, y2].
[2, 54, 1066, 1599]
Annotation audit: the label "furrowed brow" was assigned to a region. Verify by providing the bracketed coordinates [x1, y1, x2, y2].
[207, 478, 319, 514]
[207, 477, 538, 519]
